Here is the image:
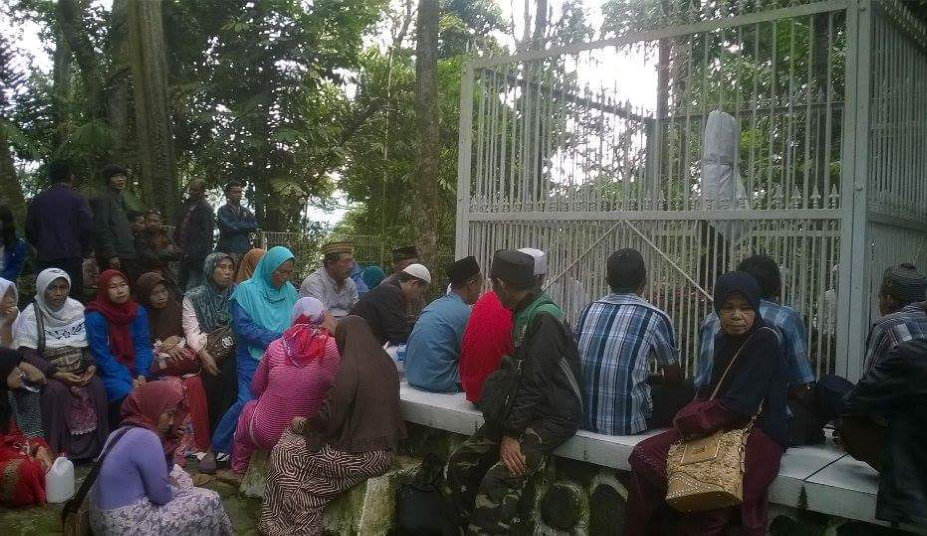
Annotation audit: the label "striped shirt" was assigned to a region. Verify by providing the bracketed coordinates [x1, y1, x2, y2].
[863, 303, 927, 372]
[695, 300, 814, 390]
[575, 293, 679, 435]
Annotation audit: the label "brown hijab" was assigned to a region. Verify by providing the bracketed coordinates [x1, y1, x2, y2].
[306, 315, 406, 453]
[135, 272, 183, 342]
[235, 248, 266, 283]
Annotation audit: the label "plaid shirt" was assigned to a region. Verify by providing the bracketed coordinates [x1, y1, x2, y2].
[695, 300, 814, 390]
[863, 303, 927, 373]
[575, 293, 679, 435]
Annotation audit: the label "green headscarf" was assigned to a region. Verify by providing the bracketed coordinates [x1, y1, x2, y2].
[230, 246, 299, 360]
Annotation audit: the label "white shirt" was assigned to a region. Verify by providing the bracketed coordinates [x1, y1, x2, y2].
[299, 268, 358, 317]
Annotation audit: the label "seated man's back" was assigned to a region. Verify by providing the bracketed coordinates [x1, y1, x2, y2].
[405, 294, 471, 392]
[576, 293, 679, 435]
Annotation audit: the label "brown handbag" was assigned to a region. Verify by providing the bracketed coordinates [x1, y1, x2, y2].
[205, 325, 235, 362]
[665, 327, 773, 513]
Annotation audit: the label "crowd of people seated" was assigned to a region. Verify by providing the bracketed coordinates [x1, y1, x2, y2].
[0, 159, 924, 534]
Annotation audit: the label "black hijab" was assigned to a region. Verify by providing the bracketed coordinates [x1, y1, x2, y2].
[0, 348, 22, 434]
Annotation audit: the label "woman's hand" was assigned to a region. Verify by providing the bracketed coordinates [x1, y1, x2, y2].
[500, 436, 527, 476]
[290, 416, 306, 432]
[198, 349, 219, 376]
[34, 446, 54, 471]
[165, 345, 186, 363]
[19, 362, 46, 385]
[53, 371, 83, 386]
[1, 305, 18, 322]
[132, 375, 147, 390]
[321, 312, 338, 334]
[77, 366, 96, 387]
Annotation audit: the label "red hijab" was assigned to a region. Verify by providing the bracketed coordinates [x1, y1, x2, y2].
[86, 269, 139, 369]
[120, 378, 187, 458]
[281, 316, 332, 367]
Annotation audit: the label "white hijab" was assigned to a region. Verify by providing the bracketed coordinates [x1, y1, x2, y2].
[290, 296, 326, 325]
[13, 269, 87, 349]
[0, 277, 17, 307]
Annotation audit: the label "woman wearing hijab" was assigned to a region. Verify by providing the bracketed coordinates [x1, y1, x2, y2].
[135, 272, 211, 457]
[259, 316, 406, 535]
[12, 268, 108, 459]
[89, 379, 233, 535]
[0, 276, 19, 347]
[625, 272, 789, 535]
[230, 297, 340, 474]
[211, 246, 298, 459]
[0, 348, 54, 507]
[360, 265, 386, 291]
[85, 269, 154, 427]
[1, 277, 46, 438]
[235, 247, 266, 284]
[183, 253, 237, 429]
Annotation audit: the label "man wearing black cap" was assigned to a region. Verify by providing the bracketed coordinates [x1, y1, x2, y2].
[863, 263, 927, 373]
[392, 245, 419, 273]
[444, 249, 583, 534]
[404, 256, 481, 393]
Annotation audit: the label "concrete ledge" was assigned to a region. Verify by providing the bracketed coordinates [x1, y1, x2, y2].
[398, 382, 883, 526]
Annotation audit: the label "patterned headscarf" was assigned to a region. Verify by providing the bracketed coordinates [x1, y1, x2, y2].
[12, 269, 87, 349]
[187, 253, 234, 333]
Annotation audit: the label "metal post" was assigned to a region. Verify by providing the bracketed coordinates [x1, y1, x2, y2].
[837, 0, 873, 382]
[455, 63, 475, 258]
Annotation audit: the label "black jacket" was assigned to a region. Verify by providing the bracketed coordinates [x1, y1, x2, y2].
[504, 312, 584, 450]
[91, 188, 136, 260]
[843, 338, 927, 526]
[349, 279, 411, 345]
[174, 199, 214, 260]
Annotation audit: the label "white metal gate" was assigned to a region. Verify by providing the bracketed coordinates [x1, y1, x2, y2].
[455, 0, 927, 382]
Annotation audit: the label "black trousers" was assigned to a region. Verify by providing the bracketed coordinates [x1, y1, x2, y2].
[649, 381, 695, 429]
[36, 257, 84, 301]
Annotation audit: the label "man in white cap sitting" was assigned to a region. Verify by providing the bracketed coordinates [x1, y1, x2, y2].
[350, 263, 431, 345]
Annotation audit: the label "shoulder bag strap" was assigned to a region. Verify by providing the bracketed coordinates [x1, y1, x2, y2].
[61, 426, 133, 518]
[35, 304, 46, 355]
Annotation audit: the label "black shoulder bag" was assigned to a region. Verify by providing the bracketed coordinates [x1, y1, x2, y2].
[61, 426, 132, 536]
[396, 453, 448, 535]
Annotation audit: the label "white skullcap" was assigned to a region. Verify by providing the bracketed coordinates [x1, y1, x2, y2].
[402, 263, 432, 284]
[517, 248, 548, 275]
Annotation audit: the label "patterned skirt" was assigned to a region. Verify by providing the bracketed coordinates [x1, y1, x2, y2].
[90, 466, 233, 536]
[259, 429, 392, 536]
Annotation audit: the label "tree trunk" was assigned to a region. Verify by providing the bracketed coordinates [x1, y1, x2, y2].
[107, 0, 131, 165]
[51, 25, 72, 152]
[0, 124, 26, 223]
[127, 0, 177, 218]
[413, 0, 441, 268]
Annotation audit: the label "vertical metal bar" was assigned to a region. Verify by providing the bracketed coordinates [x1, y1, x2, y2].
[456, 62, 475, 258]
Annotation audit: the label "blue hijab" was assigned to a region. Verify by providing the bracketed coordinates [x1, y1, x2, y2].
[230, 246, 299, 359]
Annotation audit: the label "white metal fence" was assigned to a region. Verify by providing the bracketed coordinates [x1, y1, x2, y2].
[456, 0, 927, 381]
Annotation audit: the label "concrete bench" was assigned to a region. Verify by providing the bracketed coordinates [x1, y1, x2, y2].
[398, 382, 885, 527]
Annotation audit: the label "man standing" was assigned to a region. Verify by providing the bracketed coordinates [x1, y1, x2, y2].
[91, 164, 138, 281]
[175, 179, 215, 290]
[299, 241, 359, 318]
[444, 250, 583, 534]
[575, 249, 683, 435]
[25, 161, 94, 299]
[405, 256, 481, 393]
[350, 263, 431, 345]
[216, 180, 258, 263]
